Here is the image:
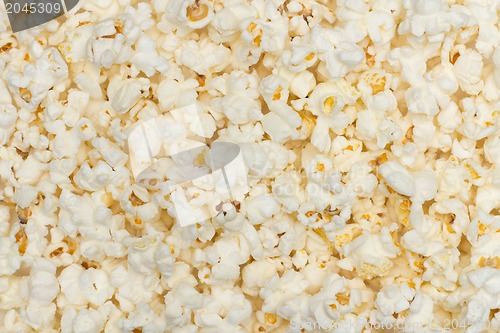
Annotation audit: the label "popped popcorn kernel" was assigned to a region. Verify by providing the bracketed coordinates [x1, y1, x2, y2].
[187, 2, 210, 23]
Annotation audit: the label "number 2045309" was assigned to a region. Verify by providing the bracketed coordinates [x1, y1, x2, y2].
[5, 2, 62, 14]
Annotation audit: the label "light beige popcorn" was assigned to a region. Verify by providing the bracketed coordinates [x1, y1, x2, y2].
[0, 0, 499, 332]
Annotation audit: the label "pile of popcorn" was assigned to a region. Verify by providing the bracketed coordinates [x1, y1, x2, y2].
[0, 0, 500, 332]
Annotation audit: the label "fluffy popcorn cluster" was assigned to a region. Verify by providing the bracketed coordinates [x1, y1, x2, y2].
[0, 0, 500, 332]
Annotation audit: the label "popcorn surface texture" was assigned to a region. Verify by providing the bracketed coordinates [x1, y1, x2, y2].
[0, 0, 500, 332]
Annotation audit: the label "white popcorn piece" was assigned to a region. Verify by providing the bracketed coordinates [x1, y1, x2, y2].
[109, 78, 149, 114]
[61, 307, 105, 333]
[79, 268, 115, 306]
[453, 48, 484, 95]
[0, 235, 22, 276]
[21, 258, 60, 329]
[372, 283, 415, 326]
[337, 226, 400, 279]
[378, 161, 416, 197]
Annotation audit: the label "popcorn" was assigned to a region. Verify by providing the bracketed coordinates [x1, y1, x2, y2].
[260, 270, 309, 314]
[0, 103, 17, 146]
[78, 268, 115, 306]
[165, 0, 214, 30]
[109, 79, 146, 114]
[21, 258, 60, 329]
[310, 26, 365, 80]
[372, 283, 415, 326]
[378, 161, 416, 197]
[0, 235, 22, 276]
[1, 0, 499, 331]
[210, 70, 262, 125]
[337, 226, 400, 279]
[453, 48, 484, 94]
[175, 39, 231, 75]
[110, 264, 160, 313]
[289, 70, 316, 98]
[61, 307, 105, 333]
[117, 302, 166, 332]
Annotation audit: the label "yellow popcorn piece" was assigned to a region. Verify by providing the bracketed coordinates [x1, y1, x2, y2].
[101, 192, 114, 207]
[478, 222, 487, 237]
[336, 291, 350, 306]
[398, 199, 411, 228]
[358, 261, 392, 279]
[15, 228, 28, 256]
[305, 52, 315, 61]
[129, 192, 145, 206]
[131, 217, 145, 230]
[296, 111, 317, 135]
[323, 96, 336, 115]
[435, 212, 456, 234]
[478, 256, 500, 268]
[187, 2, 210, 23]
[62, 237, 77, 255]
[272, 87, 282, 101]
[464, 163, 480, 180]
[335, 227, 362, 247]
[264, 313, 277, 325]
[314, 227, 328, 241]
[19, 87, 32, 103]
[362, 70, 387, 94]
[49, 246, 65, 258]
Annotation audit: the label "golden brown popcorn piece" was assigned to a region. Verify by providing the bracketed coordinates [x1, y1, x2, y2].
[19, 87, 32, 103]
[358, 261, 392, 279]
[336, 291, 350, 306]
[436, 213, 456, 234]
[101, 192, 114, 207]
[272, 87, 282, 101]
[334, 227, 362, 248]
[296, 111, 316, 135]
[130, 192, 144, 206]
[464, 163, 480, 180]
[196, 74, 206, 87]
[81, 260, 100, 269]
[62, 237, 77, 255]
[323, 96, 336, 115]
[397, 199, 411, 227]
[49, 247, 64, 258]
[264, 313, 277, 325]
[478, 256, 500, 268]
[17, 206, 32, 224]
[15, 228, 28, 255]
[131, 217, 145, 230]
[114, 19, 124, 34]
[0, 42, 13, 52]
